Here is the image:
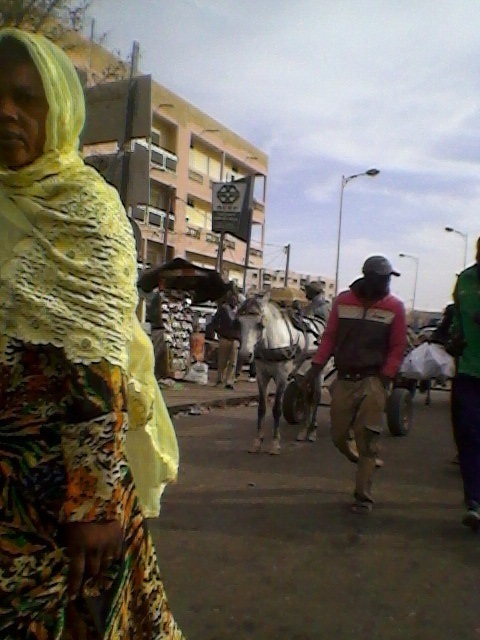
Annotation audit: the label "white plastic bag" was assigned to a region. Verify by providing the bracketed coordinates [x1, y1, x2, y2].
[400, 342, 455, 380]
[184, 361, 209, 385]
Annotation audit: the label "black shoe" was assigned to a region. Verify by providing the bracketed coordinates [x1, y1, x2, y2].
[351, 493, 373, 514]
[350, 499, 373, 514]
[225, 384, 234, 390]
[462, 508, 480, 531]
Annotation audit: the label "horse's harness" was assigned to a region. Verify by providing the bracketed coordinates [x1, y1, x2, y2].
[238, 300, 323, 362]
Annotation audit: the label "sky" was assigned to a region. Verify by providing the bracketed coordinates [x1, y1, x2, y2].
[83, 0, 480, 311]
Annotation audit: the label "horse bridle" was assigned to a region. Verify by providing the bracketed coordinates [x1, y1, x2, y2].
[238, 303, 299, 360]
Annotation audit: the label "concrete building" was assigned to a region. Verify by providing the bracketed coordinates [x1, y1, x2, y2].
[247, 268, 336, 303]
[68, 33, 268, 290]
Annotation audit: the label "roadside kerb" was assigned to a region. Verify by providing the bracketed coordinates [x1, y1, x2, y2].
[162, 379, 259, 416]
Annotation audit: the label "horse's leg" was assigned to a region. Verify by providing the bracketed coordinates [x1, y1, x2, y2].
[249, 364, 267, 453]
[306, 373, 321, 442]
[270, 366, 288, 455]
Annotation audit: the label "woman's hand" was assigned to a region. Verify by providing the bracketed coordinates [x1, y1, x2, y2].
[64, 521, 123, 599]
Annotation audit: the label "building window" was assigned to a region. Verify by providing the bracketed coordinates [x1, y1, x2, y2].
[165, 153, 177, 172]
[151, 147, 165, 169]
[149, 212, 163, 227]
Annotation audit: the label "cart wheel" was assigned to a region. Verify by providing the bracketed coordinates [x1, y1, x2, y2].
[387, 387, 413, 436]
[283, 379, 306, 425]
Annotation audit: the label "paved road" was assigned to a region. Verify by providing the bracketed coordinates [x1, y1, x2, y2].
[151, 389, 480, 640]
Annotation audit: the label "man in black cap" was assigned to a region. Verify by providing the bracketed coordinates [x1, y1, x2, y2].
[307, 255, 407, 513]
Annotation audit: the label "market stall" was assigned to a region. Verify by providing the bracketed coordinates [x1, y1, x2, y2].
[138, 258, 230, 380]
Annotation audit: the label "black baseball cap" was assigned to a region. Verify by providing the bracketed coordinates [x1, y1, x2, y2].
[362, 255, 400, 277]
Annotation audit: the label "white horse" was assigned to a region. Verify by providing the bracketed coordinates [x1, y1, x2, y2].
[237, 293, 325, 454]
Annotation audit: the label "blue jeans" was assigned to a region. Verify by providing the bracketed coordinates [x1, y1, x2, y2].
[452, 374, 480, 507]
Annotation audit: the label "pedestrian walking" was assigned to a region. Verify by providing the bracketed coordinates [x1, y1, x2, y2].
[0, 28, 184, 639]
[212, 290, 241, 389]
[449, 237, 480, 531]
[307, 256, 407, 513]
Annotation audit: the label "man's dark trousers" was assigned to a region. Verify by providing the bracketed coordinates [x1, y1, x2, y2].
[452, 374, 480, 507]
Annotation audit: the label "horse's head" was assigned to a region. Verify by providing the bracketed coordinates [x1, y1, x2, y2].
[236, 293, 269, 365]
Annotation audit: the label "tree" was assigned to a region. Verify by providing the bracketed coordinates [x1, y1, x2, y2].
[0, 1, 86, 33]
[0, 1, 130, 82]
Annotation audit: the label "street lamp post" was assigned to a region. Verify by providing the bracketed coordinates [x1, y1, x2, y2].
[445, 226, 468, 269]
[334, 168, 380, 296]
[399, 252, 419, 315]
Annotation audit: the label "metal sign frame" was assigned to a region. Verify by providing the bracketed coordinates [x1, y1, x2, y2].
[211, 176, 254, 242]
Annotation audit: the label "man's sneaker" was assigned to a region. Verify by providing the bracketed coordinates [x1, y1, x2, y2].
[350, 498, 373, 514]
[462, 508, 480, 531]
[248, 377, 256, 383]
[352, 456, 384, 468]
[225, 384, 234, 390]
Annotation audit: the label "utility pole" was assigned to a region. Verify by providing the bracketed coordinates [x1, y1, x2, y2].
[217, 151, 226, 278]
[218, 232, 225, 276]
[89, 18, 95, 72]
[119, 40, 140, 210]
[130, 40, 140, 77]
[284, 243, 291, 287]
[242, 211, 253, 293]
[163, 188, 173, 264]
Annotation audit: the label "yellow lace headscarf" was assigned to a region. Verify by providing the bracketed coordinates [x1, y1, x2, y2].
[0, 28, 178, 517]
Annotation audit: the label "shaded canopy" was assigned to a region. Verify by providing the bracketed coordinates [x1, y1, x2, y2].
[137, 257, 229, 303]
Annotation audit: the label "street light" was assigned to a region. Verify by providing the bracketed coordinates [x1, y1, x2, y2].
[334, 168, 380, 296]
[398, 252, 419, 313]
[445, 226, 468, 268]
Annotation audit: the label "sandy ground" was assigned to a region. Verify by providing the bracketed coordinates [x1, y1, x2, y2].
[151, 389, 480, 640]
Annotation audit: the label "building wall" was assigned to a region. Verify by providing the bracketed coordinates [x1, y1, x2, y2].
[247, 268, 336, 302]
[69, 33, 268, 290]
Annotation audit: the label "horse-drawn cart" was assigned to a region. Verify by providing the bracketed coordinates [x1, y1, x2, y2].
[282, 364, 415, 437]
[282, 335, 456, 438]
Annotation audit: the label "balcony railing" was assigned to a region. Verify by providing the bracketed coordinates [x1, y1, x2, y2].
[186, 226, 201, 239]
[188, 168, 204, 184]
[206, 232, 220, 244]
[205, 232, 235, 250]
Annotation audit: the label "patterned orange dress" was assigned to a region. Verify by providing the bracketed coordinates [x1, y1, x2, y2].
[0, 339, 184, 639]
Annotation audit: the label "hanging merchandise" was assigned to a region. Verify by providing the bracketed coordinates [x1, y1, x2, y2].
[156, 289, 194, 379]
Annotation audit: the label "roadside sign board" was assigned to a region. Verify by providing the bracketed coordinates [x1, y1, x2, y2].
[212, 176, 254, 242]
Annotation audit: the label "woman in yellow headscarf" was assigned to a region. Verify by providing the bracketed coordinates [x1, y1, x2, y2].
[0, 28, 184, 639]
